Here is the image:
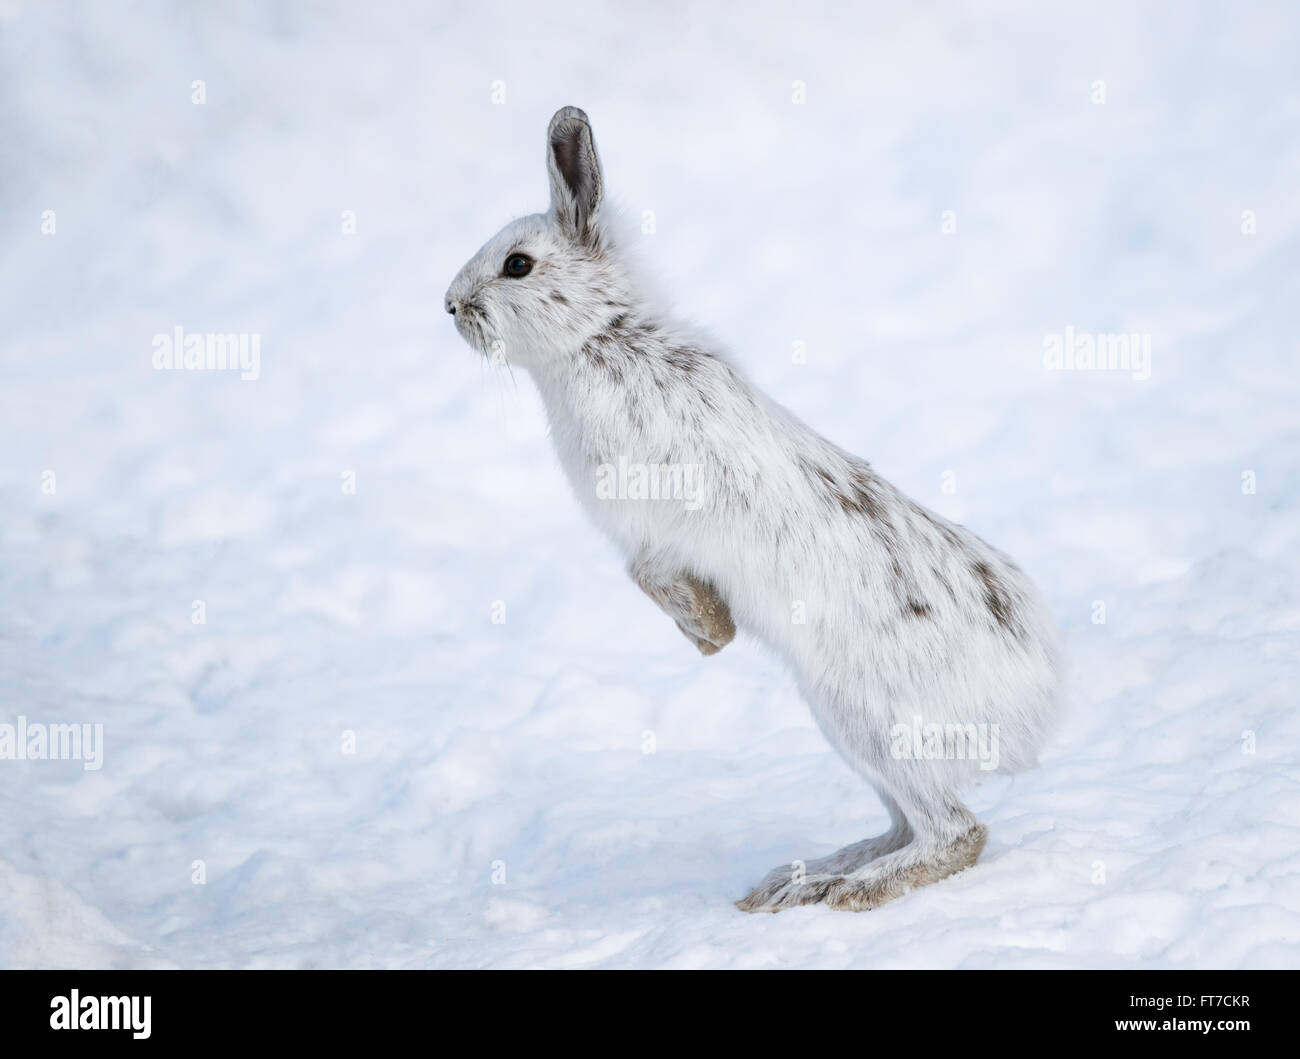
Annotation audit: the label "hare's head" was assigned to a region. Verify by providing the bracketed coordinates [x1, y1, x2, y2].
[446, 107, 631, 370]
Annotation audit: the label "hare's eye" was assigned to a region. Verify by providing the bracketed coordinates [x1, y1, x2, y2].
[503, 254, 533, 278]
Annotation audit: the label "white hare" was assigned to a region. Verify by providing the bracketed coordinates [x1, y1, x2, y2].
[446, 107, 1062, 912]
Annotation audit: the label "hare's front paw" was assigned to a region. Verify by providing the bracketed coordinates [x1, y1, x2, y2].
[675, 574, 736, 656]
[631, 560, 735, 656]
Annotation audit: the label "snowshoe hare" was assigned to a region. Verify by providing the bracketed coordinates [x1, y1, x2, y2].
[446, 107, 1062, 912]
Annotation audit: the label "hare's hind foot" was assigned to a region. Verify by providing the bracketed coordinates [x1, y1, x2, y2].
[734, 823, 911, 913]
[819, 822, 988, 911]
[735, 820, 987, 914]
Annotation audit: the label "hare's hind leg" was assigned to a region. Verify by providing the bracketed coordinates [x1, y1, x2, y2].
[735, 782, 987, 914]
[819, 800, 987, 912]
[735, 790, 912, 912]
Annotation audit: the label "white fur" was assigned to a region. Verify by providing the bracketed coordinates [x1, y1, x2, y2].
[446, 107, 1063, 911]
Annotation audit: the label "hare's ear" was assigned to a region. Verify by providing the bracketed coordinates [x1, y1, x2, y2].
[547, 106, 603, 244]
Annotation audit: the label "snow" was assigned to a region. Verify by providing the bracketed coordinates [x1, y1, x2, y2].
[2, 0, 1298, 968]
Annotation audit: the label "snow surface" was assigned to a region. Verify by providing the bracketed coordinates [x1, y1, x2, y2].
[1, 1, 1298, 968]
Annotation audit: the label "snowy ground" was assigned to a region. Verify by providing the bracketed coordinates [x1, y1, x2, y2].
[1, 1, 1298, 968]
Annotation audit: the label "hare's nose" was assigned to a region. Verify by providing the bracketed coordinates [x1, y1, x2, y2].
[445, 297, 457, 315]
